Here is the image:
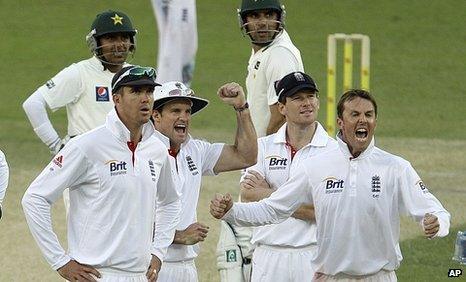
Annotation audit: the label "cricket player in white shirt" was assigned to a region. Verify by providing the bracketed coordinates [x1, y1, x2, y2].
[22, 10, 138, 213]
[211, 89, 451, 282]
[239, 0, 304, 137]
[240, 72, 337, 281]
[151, 81, 257, 282]
[0, 149, 9, 220]
[218, 2, 305, 278]
[22, 65, 181, 282]
[151, 0, 197, 86]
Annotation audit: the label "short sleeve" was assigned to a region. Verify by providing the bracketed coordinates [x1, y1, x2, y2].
[39, 64, 83, 111]
[265, 47, 303, 106]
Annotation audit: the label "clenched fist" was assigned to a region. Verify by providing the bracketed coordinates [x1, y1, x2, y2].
[217, 82, 246, 108]
[210, 193, 233, 219]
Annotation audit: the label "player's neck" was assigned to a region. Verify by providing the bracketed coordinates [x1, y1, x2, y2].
[285, 122, 317, 150]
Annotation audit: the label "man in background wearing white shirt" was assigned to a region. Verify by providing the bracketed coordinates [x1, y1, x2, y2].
[23, 66, 181, 282]
[22, 10, 138, 213]
[211, 89, 450, 282]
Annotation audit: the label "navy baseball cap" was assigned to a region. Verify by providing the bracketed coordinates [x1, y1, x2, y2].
[275, 71, 319, 102]
[111, 65, 160, 94]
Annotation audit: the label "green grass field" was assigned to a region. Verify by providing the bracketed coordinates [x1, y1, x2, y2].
[0, 0, 465, 281]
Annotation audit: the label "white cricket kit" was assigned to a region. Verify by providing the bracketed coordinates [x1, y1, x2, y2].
[22, 109, 181, 274]
[224, 135, 451, 278]
[154, 131, 223, 282]
[244, 122, 336, 282]
[246, 30, 304, 137]
[151, 0, 197, 85]
[37, 56, 116, 136]
[0, 149, 9, 216]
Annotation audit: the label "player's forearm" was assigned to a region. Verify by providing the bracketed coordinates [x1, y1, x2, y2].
[22, 191, 70, 270]
[23, 92, 60, 147]
[291, 204, 315, 222]
[240, 187, 273, 203]
[152, 197, 181, 259]
[266, 111, 285, 135]
[233, 108, 258, 167]
[172, 230, 187, 245]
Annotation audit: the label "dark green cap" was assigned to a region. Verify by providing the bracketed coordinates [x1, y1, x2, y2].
[239, 0, 282, 16]
[90, 10, 136, 37]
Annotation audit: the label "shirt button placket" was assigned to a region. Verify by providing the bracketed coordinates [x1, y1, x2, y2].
[349, 160, 357, 197]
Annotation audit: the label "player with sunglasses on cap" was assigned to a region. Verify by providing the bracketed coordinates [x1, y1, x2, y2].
[151, 81, 257, 281]
[23, 66, 181, 282]
[22, 10, 138, 214]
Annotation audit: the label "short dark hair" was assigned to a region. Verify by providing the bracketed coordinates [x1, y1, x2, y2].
[337, 89, 377, 118]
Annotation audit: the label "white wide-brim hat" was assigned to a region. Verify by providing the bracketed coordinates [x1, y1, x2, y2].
[153, 81, 209, 115]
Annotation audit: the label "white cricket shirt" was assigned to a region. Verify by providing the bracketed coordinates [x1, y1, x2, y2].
[22, 109, 181, 272]
[245, 122, 337, 247]
[224, 134, 450, 276]
[245, 30, 304, 137]
[38, 56, 118, 136]
[154, 130, 223, 262]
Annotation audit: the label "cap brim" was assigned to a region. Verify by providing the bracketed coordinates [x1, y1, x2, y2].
[154, 96, 209, 115]
[118, 78, 160, 88]
[280, 84, 319, 100]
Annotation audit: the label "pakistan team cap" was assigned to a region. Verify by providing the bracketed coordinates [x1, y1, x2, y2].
[111, 65, 159, 94]
[153, 81, 209, 115]
[274, 71, 319, 102]
[91, 10, 136, 37]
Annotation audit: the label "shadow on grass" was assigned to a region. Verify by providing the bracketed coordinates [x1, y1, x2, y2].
[397, 224, 466, 281]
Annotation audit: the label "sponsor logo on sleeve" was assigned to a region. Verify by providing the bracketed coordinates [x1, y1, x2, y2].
[46, 80, 56, 89]
[52, 155, 63, 168]
[371, 175, 381, 198]
[106, 160, 127, 176]
[324, 177, 344, 194]
[265, 155, 288, 170]
[416, 180, 429, 193]
[95, 86, 110, 102]
[226, 249, 237, 262]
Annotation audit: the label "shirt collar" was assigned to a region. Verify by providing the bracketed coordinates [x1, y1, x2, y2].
[105, 108, 155, 143]
[152, 129, 192, 150]
[273, 122, 330, 148]
[336, 131, 375, 160]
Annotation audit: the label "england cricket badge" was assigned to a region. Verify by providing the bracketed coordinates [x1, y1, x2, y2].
[371, 175, 381, 198]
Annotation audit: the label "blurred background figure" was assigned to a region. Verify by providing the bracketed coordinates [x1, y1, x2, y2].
[151, 0, 197, 86]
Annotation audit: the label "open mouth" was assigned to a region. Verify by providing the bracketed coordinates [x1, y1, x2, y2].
[355, 128, 368, 140]
[174, 124, 187, 134]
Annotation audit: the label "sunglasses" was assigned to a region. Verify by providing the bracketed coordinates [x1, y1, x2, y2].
[112, 66, 156, 89]
[168, 88, 195, 97]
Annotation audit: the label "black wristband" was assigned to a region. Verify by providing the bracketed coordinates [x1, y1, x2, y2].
[234, 102, 249, 112]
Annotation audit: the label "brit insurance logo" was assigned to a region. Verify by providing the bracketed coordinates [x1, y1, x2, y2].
[265, 155, 288, 170]
[324, 177, 344, 194]
[95, 86, 110, 102]
[186, 156, 199, 175]
[106, 160, 127, 176]
[416, 180, 429, 194]
[371, 175, 381, 198]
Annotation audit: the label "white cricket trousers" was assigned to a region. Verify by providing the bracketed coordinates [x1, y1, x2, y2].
[251, 244, 317, 282]
[313, 270, 397, 282]
[157, 260, 198, 282]
[151, 0, 197, 85]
